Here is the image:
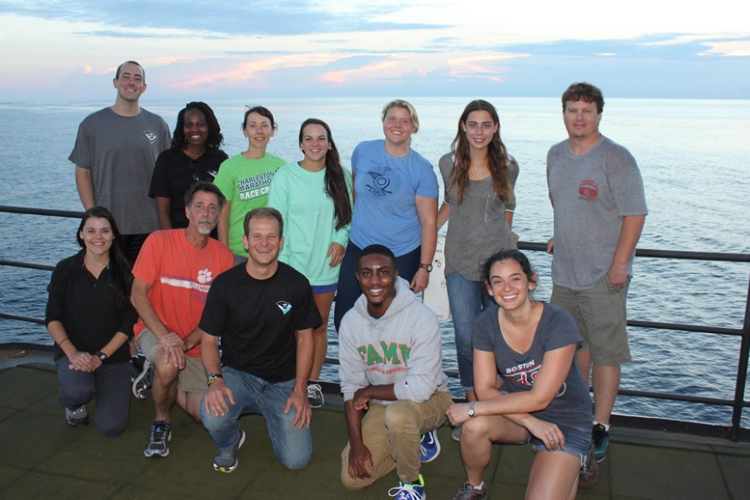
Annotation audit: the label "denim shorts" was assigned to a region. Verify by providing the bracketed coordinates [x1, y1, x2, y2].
[528, 423, 591, 462]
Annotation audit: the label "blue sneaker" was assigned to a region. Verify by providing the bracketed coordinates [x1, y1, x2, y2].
[592, 423, 609, 462]
[144, 420, 171, 458]
[388, 474, 426, 500]
[420, 429, 441, 463]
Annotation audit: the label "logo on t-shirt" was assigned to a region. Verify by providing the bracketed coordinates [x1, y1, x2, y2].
[505, 359, 566, 397]
[579, 180, 599, 202]
[238, 172, 275, 201]
[365, 169, 394, 197]
[144, 130, 158, 144]
[197, 269, 213, 284]
[276, 301, 292, 315]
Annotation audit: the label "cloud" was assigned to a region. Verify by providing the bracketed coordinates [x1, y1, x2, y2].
[699, 39, 750, 57]
[172, 53, 342, 88]
[0, 0, 447, 36]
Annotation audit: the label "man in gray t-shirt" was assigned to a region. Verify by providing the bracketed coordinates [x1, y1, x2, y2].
[69, 60, 171, 263]
[546, 82, 647, 465]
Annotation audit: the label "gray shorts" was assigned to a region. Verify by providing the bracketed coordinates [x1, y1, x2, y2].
[551, 275, 631, 366]
[135, 329, 207, 393]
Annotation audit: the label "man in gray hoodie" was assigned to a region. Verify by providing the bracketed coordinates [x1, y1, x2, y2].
[339, 244, 451, 500]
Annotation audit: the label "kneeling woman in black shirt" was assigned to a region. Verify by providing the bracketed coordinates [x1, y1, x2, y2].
[46, 207, 137, 436]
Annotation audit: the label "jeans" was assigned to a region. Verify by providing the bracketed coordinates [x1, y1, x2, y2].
[334, 242, 421, 332]
[55, 357, 131, 437]
[446, 273, 495, 391]
[199, 367, 312, 470]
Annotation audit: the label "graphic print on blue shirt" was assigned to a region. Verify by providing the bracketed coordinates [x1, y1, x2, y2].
[506, 359, 567, 397]
[364, 165, 401, 198]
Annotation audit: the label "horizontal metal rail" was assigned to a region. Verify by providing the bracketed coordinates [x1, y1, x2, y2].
[2, 205, 749, 440]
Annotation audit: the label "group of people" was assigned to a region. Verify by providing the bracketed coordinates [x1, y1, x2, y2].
[45, 59, 647, 500]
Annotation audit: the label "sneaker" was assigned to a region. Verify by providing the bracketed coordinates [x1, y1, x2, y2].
[130, 354, 144, 381]
[388, 474, 426, 500]
[592, 423, 610, 462]
[452, 424, 462, 442]
[452, 481, 487, 500]
[144, 420, 171, 458]
[132, 358, 152, 400]
[420, 429, 441, 463]
[307, 383, 324, 408]
[213, 428, 247, 473]
[578, 442, 600, 488]
[65, 406, 89, 427]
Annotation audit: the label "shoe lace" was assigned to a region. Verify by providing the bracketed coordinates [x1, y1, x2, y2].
[151, 422, 169, 441]
[388, 483, 423, 500]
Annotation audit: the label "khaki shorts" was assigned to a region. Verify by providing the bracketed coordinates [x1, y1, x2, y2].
[135, 329, 207, 393]
[551, 275, 631, 366]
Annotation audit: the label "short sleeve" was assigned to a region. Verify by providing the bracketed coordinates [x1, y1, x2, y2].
[69, 122, 92, 169]
[472, 307, 497, 353]
[605, 146, 648, 217]
[131, 233, 162, 286]
[415, 156, 439, 198]
[198, 275, 228, 337]
[213, 159, 235, 202]
[350, 143, 363, 175]
[540, 305, 582, 352]
[437, 153, 453, 204]
[292, 277, 322, 331]
[505, 156, 520, 212]
[149, 151, 172, 198]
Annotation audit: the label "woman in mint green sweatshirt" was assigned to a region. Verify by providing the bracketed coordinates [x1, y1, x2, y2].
[268, 118, 353, 398]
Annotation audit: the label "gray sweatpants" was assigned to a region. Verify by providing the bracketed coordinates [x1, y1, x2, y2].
[55, 357, 131, 437]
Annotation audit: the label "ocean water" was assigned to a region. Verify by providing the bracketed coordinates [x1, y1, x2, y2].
[1, 97, 749, 428]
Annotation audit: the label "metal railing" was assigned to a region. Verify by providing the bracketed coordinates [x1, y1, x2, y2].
[2, 205, 749, 440]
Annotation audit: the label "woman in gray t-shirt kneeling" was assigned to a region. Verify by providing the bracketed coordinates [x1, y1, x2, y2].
[446, 250, 595, 500]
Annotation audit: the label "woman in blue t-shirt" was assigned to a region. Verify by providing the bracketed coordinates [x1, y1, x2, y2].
[333, 100, 438, 331]
[446, 250, 595, 499]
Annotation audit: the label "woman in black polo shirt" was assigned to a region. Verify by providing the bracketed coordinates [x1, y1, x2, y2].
[149, 101, 228, 230]
[45, 207, 137, 436]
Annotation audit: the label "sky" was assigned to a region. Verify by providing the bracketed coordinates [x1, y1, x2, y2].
[1, 0, 749, 101]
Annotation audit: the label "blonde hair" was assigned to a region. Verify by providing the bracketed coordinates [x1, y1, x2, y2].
[381, 99, 420, 137]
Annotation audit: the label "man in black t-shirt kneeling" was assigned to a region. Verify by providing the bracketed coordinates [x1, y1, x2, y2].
[198, 207, 321, 473]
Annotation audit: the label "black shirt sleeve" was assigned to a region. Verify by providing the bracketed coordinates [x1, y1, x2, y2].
[149, 150, 173, 198]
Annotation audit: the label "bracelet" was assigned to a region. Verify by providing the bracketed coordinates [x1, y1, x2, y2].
[207, 373, 224, 386]
[59, 338, 70, 346]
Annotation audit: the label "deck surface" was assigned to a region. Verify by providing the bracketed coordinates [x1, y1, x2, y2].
[1, 362, 749, 500]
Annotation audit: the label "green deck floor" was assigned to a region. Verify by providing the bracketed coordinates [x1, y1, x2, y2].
[1, 363, 749, 499]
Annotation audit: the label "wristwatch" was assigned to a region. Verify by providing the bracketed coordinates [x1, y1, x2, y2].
[207, 373, 224, 386]
[419, 262, 433, 273]
[467, 401, 477, 418]
[95, 351, 108, 362]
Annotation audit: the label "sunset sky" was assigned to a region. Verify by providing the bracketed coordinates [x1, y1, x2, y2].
[1, 0, 749, 101]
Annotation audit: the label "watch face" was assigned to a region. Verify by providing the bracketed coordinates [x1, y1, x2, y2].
[426, 264, 433, 272]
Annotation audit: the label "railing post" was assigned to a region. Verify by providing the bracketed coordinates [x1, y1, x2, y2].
[730, 272, 750, 440]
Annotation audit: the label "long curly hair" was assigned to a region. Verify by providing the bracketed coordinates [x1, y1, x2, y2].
[298, 118, 352, 231]
[448, 100, 513, 205]
[171, 101, 224, 151]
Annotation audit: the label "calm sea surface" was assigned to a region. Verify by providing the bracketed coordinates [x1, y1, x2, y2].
[1, 97, 749, 428]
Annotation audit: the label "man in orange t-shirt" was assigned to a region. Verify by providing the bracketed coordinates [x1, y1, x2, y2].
[131, 182, 234, 458]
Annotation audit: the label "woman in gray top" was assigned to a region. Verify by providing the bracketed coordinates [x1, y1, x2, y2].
[437, 100, 519, 407]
